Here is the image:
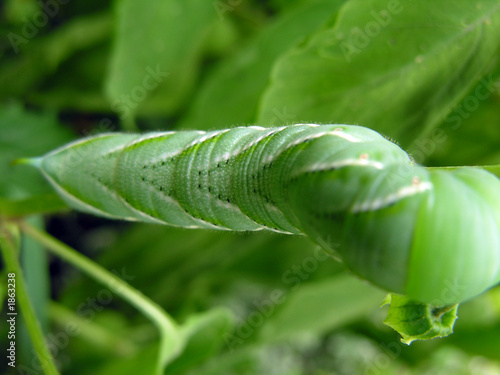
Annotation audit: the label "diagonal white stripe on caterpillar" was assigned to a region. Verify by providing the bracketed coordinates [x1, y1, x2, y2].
[27, 124, 500, 305]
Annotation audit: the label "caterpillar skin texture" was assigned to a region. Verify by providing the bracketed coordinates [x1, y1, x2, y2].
[34, 124, 500, 305]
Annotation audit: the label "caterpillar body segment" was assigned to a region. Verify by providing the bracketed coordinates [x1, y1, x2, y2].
[32, 124, 500, 305]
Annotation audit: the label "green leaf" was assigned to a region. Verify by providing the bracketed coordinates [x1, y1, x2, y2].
[423, 75, 500, 166]
[18, 217, 51, 366]
[383, 294, 459, 345]
[4, 0, 39, 24]
[60, 222, 341, 319]
[483, 165, 500, 178]
[48, 302, 138, 357]
[105, 0, 216, 120]
[179, 0, 346, 130]
[93, 344, 159, 375]
[20, 223, 185, 374]
[0, 222, 60, 375]
[165, 308, 235, 374]
[415, 346, 500, 375]
[450, 312, 500, 361]
[0, 12, 112, 99]
[28, 43, 113, 113]
[258, 0, 500, 147]
[0, 103, 74, 201]
[258, 274, 385, 343]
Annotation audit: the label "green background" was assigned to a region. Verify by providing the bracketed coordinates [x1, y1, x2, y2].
[1, 0, 500, 374]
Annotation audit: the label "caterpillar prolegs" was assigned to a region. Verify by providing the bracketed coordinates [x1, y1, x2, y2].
[29, 124, 500, 305]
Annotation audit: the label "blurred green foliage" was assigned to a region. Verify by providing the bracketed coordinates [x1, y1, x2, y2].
[1, 0, 500, 374]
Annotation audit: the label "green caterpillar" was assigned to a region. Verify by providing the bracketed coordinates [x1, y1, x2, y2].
[28, 124, 500, 305]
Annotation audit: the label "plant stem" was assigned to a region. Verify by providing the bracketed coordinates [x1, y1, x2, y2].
[20, 221, 184, 374]
[121, 115, 138, 132]
[0, 223, 60, 375]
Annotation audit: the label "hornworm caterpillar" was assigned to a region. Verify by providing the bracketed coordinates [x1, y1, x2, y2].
[28, 124, 500, 305]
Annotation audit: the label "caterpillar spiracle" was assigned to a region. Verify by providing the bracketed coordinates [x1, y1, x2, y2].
[28, 124, 500, 305]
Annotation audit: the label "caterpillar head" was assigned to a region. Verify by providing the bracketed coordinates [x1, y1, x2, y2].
[290, 165, 500, 305]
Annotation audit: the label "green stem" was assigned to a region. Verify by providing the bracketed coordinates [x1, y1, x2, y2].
[121, 115, 138, 132]
[20, 222, 184, 374]
[0, 223, 60, 375]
